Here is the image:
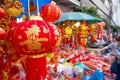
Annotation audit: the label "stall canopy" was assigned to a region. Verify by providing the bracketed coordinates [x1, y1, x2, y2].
[55, 12, 102, 23]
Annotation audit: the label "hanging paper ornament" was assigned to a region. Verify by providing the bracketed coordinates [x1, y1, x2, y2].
[89, 24, 97, 42]
[79, 24, 89, 42]
[40, 3, 61, 22]
[7, 20, 61, 56]
[0, 8, 5, 19]
[96, 22, 105, 40]
[89, 24, 96, 34]
[3, 0, 24, 17]
[6, 20, 62, 80]
[64, 26, 72, 39]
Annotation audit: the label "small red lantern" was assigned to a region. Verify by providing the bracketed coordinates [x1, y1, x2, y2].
[6, 20, 62, 80]
[40, 3, 61, 22]
[7, 20, 61, 55]
[0, 8, 5, 19]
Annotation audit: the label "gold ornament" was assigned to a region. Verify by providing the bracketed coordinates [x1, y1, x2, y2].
[3, 0, 24, 17]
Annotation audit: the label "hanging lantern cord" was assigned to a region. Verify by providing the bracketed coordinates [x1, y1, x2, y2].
[28, 0, 40, 18]
[27, 0, 30, 18]
[37, 0, 40, 16]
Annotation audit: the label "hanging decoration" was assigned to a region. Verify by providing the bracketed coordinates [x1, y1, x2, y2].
[96, 22, 106, 41]
[6, 20, 61, 80]
[89, 23, 97, 42]
[40, 3, 61, 22]
[79, 20, 89, 49]
[0, 8, 9, 79]
[60, 21, 73, 48]
[2, 0, 24, 17]
[0, 8, 5, 19]
[8, 20, 62, 55]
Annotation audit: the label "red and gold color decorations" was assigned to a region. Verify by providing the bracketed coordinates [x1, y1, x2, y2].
[96, 22, 106, 41]
[40, 3, 61, 22]
[8, 20, 62, 55]
[0, 8, 5, 19]
[64, 26, 72, 39]
[6, 20, 62, 80]
[0, 47, 4, 80]
[79, 21, 88, 42]
[89, 23, 97, 42]
[78, 21, 89, 49]
[2, 0, 24, 17]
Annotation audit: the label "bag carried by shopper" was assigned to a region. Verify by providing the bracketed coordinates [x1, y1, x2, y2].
[110, 59, 118, 74]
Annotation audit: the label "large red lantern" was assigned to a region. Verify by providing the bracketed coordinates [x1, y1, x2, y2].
[0, 8, 5, 19]
[10, 20, 61, 55]
[6, 20, 62, 80]
[40, 3, 61, 22]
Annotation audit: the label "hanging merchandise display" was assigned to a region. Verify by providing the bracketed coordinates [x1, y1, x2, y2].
[96, 22, 106, 41]
[59, 21, 73, 48]
[89, 23, 97, 42]
[40, 3, 61, 22]
[79, 20, 89, 49]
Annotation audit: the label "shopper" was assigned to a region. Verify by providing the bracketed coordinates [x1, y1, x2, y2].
[110, 36, 120, 80]
[100, 36, 120, 80]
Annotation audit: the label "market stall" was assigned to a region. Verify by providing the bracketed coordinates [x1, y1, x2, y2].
[0, 0, 115, 80]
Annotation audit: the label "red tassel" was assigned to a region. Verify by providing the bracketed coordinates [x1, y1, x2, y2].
[26, 55, 47, 80]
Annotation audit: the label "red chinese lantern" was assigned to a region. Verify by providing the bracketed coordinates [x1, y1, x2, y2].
[6, 20, 62, 80]
[0, 8, 5, 19]
[9, 20, 61, 55]
[40, 3, 61, 22]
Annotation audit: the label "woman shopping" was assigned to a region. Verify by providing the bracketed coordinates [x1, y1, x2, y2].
[100, 36, 120, 80]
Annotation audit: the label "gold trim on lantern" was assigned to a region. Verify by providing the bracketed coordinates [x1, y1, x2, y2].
[28, 54, 46, 58]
